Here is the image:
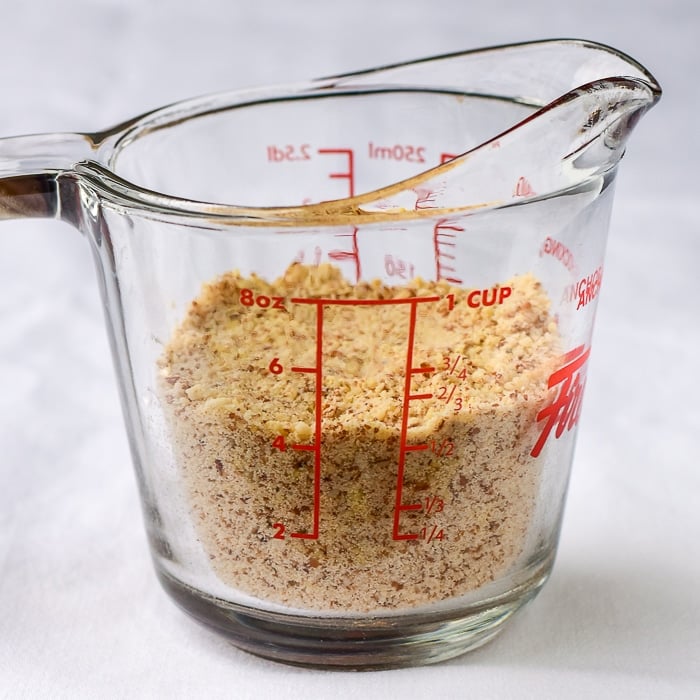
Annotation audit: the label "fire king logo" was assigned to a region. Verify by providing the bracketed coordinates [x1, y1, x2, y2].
[531, 345, 591, 458]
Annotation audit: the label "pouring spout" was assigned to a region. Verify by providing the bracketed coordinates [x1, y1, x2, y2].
[0, 133, 95, 220]
[312, 39, 662, 218]
[558, 76, 660, 169]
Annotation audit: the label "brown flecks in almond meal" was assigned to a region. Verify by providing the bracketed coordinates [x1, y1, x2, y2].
[158, 263, 560, 612]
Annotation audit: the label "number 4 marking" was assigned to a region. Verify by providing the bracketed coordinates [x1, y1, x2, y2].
[272, 435, 286, 451]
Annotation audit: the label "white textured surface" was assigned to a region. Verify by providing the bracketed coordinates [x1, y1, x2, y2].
[0, 1, 698, 698]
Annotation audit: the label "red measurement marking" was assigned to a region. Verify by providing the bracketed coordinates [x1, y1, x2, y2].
[438, 385, 457, 404]
[415, 188, 437, 210]
[328, 227, 361, 282]
[446, 355, 462, 375]
[440, 153, 458, 163]
[368, 142, 426, 163]
[288, 304, 324, 540]
[430, 439, 454, 457]
[433, 219, 463, 284]
[419, 525, 445, 542]
[393, 299, 436, 541]
[284, 294, 443, 542]
[466, 286, 512, 308]
[290, 296, 441, 306]
[384, 253, 415, 279]
[424, 495, 444, 515]
[266, 144, 311, 162]
[317, 148, 355, 197]
[404, 443, 429, 452]
[408, 392, 433, 401]
[410, 365, 436, 374]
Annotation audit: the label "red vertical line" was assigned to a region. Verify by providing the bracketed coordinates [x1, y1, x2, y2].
[433, 219, 463, 285]
[311, 303, 324, 538]
[291, 301, 323, 540]
[328, 226, 361, 282]
[350, 227, 360, 280]
[347, 149, 355, 197]
[393, 300, 420, 541]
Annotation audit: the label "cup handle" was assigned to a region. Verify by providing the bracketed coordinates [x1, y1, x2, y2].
[0, 132, 95, 220]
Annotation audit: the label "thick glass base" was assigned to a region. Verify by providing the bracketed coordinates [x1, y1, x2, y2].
[156, 562, 551, 669]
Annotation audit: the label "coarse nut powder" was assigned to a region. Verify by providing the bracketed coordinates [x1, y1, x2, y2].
[158, 263, 560, 612]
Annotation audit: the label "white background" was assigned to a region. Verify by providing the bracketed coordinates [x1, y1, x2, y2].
[0, 1, 698, 698]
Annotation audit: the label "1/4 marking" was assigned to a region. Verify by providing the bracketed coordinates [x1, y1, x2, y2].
[419, 525, 445, 542]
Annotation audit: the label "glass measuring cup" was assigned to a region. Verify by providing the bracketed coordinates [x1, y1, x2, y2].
[0, 39, 660, 668]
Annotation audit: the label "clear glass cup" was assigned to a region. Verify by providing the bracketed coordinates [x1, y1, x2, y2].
[0, 39, 660, 668]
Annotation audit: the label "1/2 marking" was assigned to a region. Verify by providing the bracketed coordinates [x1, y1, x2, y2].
[429, 439, 454, 457]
